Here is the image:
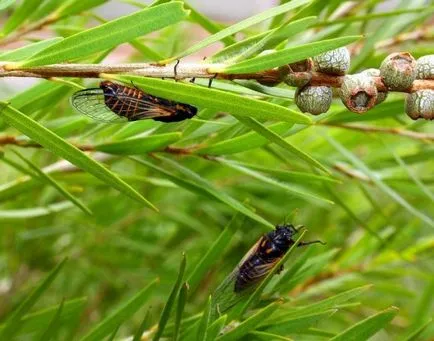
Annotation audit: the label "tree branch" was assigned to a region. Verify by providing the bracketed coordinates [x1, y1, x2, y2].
[321, 122, 434, 141]
[1, 62, 434, 93]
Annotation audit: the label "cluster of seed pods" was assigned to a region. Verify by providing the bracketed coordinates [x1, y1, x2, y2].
[291, 48, 433, 120]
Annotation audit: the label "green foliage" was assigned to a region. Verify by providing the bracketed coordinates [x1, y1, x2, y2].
[0, 1, 433, 341]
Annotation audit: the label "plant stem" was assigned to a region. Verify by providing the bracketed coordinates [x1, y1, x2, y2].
[1, 62, 434, 93]
[321, 122, 434, 141]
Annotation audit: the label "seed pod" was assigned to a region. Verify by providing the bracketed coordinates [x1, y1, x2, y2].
[380, 52, 416, 90]
[295, 85, 332, 115]
[405, 90, 434, 120]
[288, 59, 313, 72]
[313, 47, 350, 75]
[340, 74, 378, 113]
[361, 68, 388, 105]
[416, 55, 434, 80]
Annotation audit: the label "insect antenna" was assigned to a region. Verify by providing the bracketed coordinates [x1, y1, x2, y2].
[298, 240, 326, 247]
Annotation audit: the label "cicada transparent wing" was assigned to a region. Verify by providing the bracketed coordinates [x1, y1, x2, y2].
[211, 240, 262, 319]
[70, 88, 174, 123]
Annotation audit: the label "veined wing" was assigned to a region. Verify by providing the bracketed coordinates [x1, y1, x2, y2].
[211, 239, 262, 318]
[70, 88, 174, 123]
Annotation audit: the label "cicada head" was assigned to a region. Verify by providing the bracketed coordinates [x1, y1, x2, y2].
[271, 224, 299, 247]
[100, 81, 118, 96]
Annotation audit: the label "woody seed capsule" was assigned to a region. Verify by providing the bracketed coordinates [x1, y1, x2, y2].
[361, 68, 388, 105]
[380, 52, 416, 90]
[313, 47, 350, 75]
[416, 55, 434, 80]
[405, 90, 434, 120]
[295, 85, 332, 115]
[340, 74, 378, 113]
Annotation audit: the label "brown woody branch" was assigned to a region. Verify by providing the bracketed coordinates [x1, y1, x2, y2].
[1, 62, 434, 93]
[321, 122, 434, 141]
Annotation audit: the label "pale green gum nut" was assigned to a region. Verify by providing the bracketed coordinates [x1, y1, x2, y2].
[313, 47, 350, 75]
[405, 90, 434, 120]
[380, 52, 416, 91]
[416, 55, 434, 80]
[295, 85, 332, 115]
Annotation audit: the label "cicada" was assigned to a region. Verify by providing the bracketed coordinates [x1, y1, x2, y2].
[212, 224, 324, 317]
[70, 81, 197, 123]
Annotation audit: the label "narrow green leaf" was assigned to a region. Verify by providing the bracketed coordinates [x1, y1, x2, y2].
[0, 202, 73, 219]
[230, 16, 317, 63]
[94, 132, 181, 155]
[239, 230, 307, 317]
[133, 307, 152, 341]
[2, 0, 42, 35]
[284, 285, 372, 318]
[28, 0, 64, 21]
[153, 254, 186, 341]
[132, 156, 272, 228]
[0, 102, 157, 210]
[107, 326, 120, 341]
[219, 159, 333, 205]
[217, 302, 280, 341]
[325, 134, 434, 227]
[197, 122, 294, 155]
[0, 259, 67, 340]
[216, 36, 361, 74]
[9, 81, 70, 113]
[116, 76, 311, 124]
[19, 2, 189, 67]
[227, 161, 339, 184]
[9, 149, 92, 215]
[262, 310, 335, 334]
[187, 213, 241, 292]
[184, 1, 234, 45]
[330, 306, 399, 341]
[174, 283, 189, 341]
[37, 299, 64, 341]
[237, 116, 329, 173]
[0, 38, 63, 61]
[315, 7, 434, 26]
[211, 16, 316, 63]
[401, 318, 432, 341]
[55, 0, 107, 18]
[81, 279, 157, 341]
[0, 0, 15, 11]
[0, 298, 87, 336]
[158, 155, 274, 229]
[197, 296, 212, 341]
[165, 0, 311, 62]
[249, 331, 293, 341]
[206, 315, 227, 341]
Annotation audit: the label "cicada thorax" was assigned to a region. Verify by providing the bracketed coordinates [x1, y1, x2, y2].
[234, 229, 293, 292]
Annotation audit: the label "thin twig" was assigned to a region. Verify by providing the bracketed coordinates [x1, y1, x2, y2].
[0, 135, 200, 155]
[376, 26, 434, 49]
[1, 62, 434, 93]
[321, 122, 434, 141]
[333, 162, 372, 183]
[0, 15, 58, 47]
